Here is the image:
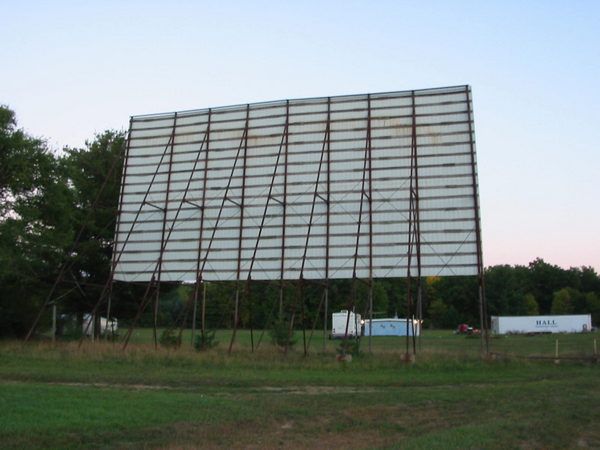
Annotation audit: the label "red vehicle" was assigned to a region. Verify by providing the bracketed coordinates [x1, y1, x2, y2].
[455, 323, 473, 335]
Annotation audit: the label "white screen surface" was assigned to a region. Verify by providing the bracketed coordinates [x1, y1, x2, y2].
[113, 86, 482, 282]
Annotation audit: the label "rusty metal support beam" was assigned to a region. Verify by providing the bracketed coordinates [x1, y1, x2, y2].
[412, 91, 424, 353]
[342, 95, 373, 356]
[324, 97, 331, 350]
[229, 105, 250, 355]
[404, 90, 422, 358]
[154, 113, 179, 349]
[367, 94, 374, 353]
[120, 122, 210, 350]
[122, 275, 158, 349]
[466, 86, 489, 354]
[173, 118, 213, 346]
[192, 108, 212, 345]
[142, 201, 165, 212]
[79, 126, 178, 347]
[279, 100, 290, 316]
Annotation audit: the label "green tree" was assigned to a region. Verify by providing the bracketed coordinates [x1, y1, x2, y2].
[584, 292, 600, 325]
[0, 106, 128, 337]
[58, 131, 126, 321]
[372, 281, 389, 317]
[484, 265, 530, 315]
[578, 266, 600, 294]
[428, 298, 448, 328]
[528, 258, 578, 314]
[551, 288, 576, 315]
[0, 106, 56, 218]
[431, 276, 479, 325]
[0, 106, 74, 337]
[522, 293, 539, 315]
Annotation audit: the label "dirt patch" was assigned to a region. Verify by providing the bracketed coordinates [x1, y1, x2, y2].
[0, 378, 181, 391]
[256, 386, 379, 395]
[0, 378, 383, 395]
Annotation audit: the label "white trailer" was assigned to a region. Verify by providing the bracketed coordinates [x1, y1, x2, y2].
[331, 310, 362, 338]
[491, 315, 592, 335]
[364, 318, 421, 337]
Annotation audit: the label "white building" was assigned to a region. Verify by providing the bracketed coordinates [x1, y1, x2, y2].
[364, 318, 421, 337]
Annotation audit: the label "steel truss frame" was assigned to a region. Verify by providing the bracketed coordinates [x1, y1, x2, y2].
[28, 86, 488, 354]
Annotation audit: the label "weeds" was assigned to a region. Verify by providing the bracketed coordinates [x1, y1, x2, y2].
[268, 316, 297, 350]
[194, 329, 218, 351]
[159, 329, 181, 348]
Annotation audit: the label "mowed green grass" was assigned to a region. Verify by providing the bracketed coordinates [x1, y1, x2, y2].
[0, 330, 598, 449]
[126, 327, 599, 358]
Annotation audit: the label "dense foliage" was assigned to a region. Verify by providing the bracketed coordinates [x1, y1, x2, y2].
[0, 105, 129, 336]
[1, 105, 599, 337]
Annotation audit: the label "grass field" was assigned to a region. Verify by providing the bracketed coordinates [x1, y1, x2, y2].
[1, 330, 598, 449]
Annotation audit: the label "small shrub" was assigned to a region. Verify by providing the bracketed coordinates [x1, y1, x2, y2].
[194, 330, 218, 351]
[159, 329, 181, 348]
[269, 316, 297, 349]
[337, 338, 361, 357]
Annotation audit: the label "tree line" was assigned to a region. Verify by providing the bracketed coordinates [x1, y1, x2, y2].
[1, 105, 598, 338]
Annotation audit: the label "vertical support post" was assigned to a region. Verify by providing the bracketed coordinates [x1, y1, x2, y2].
[296, 99, 331, 356]
[122, 275, 157, 349]
[416, 285, 423, 350]
[323, 287, 329, 349]
[405, 281, 411, 357]
[202, 281, 206, 340]
[153, 288, 159, 349]
[107, 122, 176, 350]
[324, 97, 331, 350]
[465, 86, 489, 354]
[368, 282, 373, 353]
[247, 279, 255, 352]
[279, 100, 290, 316]
[229, 105, 250, 355]
[404, 90, 421, 360]
[365, 95, 374, 347]
[154, 112, 179, 349]
[343, 94, 373, 356]
[51, 302, 57, 345]
[230, 286, 240, 354]
[342, 283, 357, 356]
[245, 103, 290, 353]
[192, 108, 211, 346]
[119, 119, 198, 350]
[300, 280, 307, 356]
[191, 283, 198, 345]
[411, 90, 422, 355]
[279, 289, 284, 318]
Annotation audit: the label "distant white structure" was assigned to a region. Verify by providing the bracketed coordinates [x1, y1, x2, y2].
[82, 314, 118, 336]
[491, 315, 592, 335]
[331, 310, 362, 338]
[364, 318, 421, 337]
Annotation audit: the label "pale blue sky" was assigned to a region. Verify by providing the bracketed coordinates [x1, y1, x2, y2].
[1, 1, 598, 271]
